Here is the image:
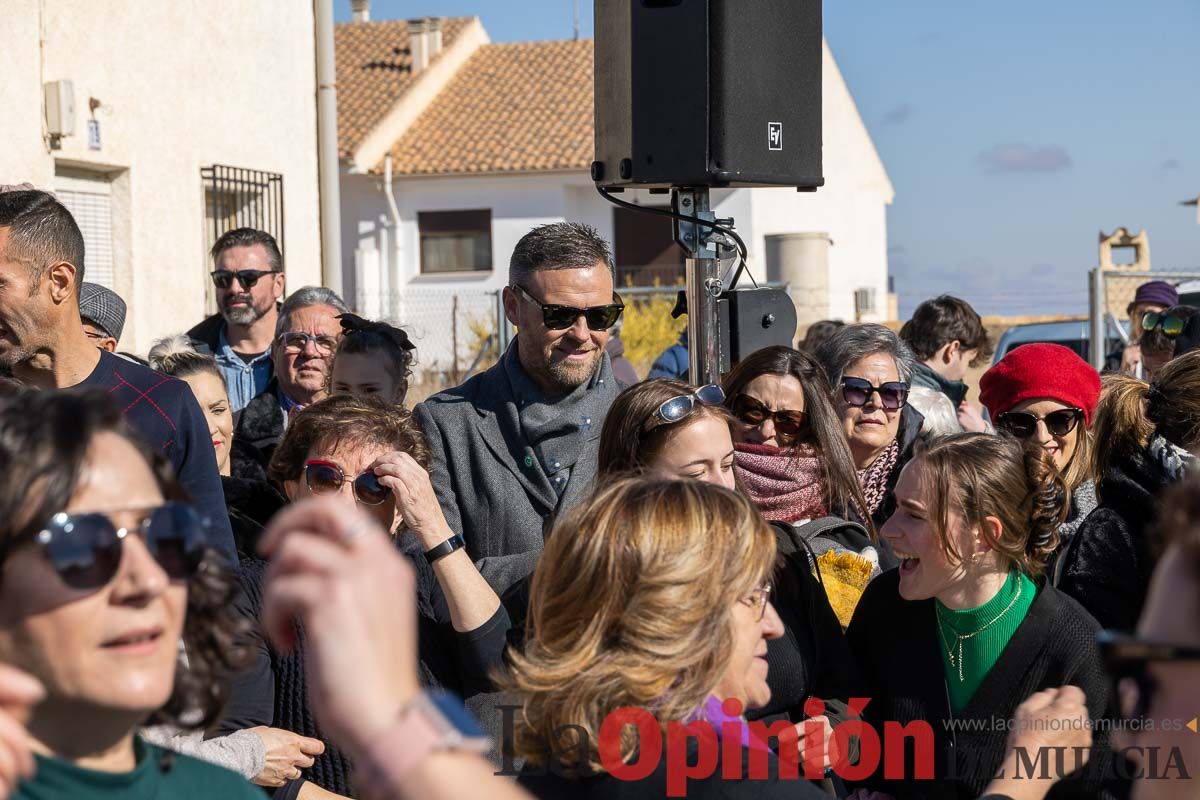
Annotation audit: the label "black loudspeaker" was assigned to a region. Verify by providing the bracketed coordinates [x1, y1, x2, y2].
[672, 287, 798, 373]
[593, 0, 823, 189]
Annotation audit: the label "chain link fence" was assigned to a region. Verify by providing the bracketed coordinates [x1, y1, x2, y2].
[1087, 268, 1200, 370]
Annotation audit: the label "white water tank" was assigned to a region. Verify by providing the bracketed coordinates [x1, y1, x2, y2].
[765, 232, 830, 328]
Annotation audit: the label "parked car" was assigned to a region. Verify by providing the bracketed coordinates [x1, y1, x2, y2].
[992, 318, 1125, 366]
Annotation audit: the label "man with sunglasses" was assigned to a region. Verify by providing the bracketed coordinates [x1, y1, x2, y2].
[1105, 280, 1178, 377]
[414, 222, 623, 592]
[0, 189, 236, 563]
[186, 227, 286, 411]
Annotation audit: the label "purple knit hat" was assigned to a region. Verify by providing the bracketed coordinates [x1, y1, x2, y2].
[1133, 280, 1179, 309]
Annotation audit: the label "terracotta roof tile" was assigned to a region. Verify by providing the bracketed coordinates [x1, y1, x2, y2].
[381, 40, 594, 176]
[335, 17, 474, 160]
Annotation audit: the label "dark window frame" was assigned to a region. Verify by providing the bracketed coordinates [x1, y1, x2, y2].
[418, 209, 493, 275]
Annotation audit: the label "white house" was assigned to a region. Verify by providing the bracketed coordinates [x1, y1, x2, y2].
[0, 0, 324, 353]
[335, 14, 894, 377]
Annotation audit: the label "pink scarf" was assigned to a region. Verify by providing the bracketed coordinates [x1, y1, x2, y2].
[734, 442, 827, 523]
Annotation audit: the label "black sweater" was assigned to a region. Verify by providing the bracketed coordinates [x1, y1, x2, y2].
[518, 741, 828, 799]
[748, 527, 857, 725]
[216, 537, 498, 799]
[1056, 452, 1168, 632]
[845, 569, 1124, 800]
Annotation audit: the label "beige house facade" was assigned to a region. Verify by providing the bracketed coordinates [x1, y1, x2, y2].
[0, 0, 324, 352]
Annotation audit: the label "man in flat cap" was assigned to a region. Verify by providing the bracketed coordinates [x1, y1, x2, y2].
[78, 281, 126, 352]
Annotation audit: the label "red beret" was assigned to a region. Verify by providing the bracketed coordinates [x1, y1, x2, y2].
[979, 343, 1102, 425]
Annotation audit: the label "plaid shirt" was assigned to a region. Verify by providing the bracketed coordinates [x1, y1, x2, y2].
[78, 350, 236, 563]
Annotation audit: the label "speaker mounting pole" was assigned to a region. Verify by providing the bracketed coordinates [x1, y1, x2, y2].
[673, 187, 722, 386]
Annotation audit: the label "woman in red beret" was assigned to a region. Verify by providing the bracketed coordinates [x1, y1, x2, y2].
[979, 343, 1101, 566]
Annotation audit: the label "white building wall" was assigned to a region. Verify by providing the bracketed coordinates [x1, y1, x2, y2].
[0, 0, 322, 353]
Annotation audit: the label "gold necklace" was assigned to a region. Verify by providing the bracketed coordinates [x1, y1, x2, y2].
[935, 577, 1023, 683]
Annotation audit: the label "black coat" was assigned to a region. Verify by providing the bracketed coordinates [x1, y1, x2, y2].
[233, 378, 285, 470]
[869, 404, 926, 532]
[517, 741, 828, 799]
[186, 312, 226, 355]
[845, 569, 1124, 800]
[1056, 451, 1169, 632]
[747, 524, 858, 725]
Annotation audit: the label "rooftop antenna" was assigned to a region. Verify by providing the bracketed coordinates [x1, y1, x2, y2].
[573, 0, 580, 40]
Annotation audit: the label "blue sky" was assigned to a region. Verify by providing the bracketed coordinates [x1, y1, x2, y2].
[339, 1, 1200, 316]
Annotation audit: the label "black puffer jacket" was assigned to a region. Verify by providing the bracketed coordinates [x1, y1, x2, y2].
[1056, 450, 1170, 632]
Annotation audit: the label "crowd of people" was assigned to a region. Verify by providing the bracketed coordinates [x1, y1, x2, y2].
[0, 186, 1195, 800]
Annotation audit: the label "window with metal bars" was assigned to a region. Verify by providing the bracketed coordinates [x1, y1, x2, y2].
[201, 165, 285, 310]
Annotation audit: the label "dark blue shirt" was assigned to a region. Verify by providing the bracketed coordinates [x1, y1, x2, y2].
[78, 350, 236, 563]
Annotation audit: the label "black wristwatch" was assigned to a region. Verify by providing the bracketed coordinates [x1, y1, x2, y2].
[424, 534, 466, 564]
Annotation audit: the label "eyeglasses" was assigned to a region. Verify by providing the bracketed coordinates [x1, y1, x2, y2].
[996, 408, 1083, 439]
[31, 503, 205, 590]
[1098, 630, 1200, 725]
[641, 384, 725, 435]
[303, 460, 392, 506]
[511, 284, 625, 331]
[730, 394, 806, 442]
[210, 269, 280, 290]
[739, 582, 773, 621]
[840, 377, 909, 411]
[277, 332, 339, 356]
[1142, 312, 1187, 338]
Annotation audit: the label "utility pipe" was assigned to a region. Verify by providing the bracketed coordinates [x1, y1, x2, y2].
[314, 0, 344, 294]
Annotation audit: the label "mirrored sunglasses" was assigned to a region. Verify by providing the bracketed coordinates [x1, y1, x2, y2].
[34, 503, 205, 590]
[642, 384, 725, 435]
[1142, 312, 1186, 338]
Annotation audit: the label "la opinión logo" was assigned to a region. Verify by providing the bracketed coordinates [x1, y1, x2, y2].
[501, 698, 937, 797]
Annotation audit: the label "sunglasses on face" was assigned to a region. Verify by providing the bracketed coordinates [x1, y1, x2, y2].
[277, 332, 338, 356]
[1098, 630, 1200, 724]
[31, 503, 205, 591]
[210, 269, 279, 290]
[303, 460, 392, 506]
[1141, 312, 1187, 338]
[996, 408, 1082, 439]
[840, 377, 909, 411]
[641, 384, 725, 435]
[730, 393, 806, 441]
[739, 582, 773, 622]
[511, 284, 624, 331]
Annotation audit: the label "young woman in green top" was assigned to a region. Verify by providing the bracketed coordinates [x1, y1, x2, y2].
[845, 433, 1122, 800]
[0, 390, 264, 800]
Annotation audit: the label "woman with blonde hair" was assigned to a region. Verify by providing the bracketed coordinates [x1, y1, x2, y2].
[510, 478, 826, 799]
[1057, 349, 1200, 631]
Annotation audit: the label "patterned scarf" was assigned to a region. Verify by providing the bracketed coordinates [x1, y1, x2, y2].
[857, 438, 900, 514]
[1148, 431, 1197, 483]
[734, 442, 827, 523]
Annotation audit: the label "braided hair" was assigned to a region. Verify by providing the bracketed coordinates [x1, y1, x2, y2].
[329, 313, 416, 404]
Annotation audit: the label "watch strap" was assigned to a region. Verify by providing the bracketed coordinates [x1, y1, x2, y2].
[424, 534, 466, 564]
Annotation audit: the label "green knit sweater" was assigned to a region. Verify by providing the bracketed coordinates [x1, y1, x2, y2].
[935, 571, 1037, 713]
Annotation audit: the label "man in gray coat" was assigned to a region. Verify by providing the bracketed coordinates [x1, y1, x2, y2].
[414, 223, 624, 591]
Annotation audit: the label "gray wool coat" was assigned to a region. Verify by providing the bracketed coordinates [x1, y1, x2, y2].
[413, 351, 619, 593]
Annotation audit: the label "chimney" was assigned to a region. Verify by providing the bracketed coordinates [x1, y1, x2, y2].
[407, 17, 443, 75]
[350, 0, 370, 23]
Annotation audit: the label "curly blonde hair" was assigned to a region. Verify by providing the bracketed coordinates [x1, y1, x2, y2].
[502, 476, 776, 773]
